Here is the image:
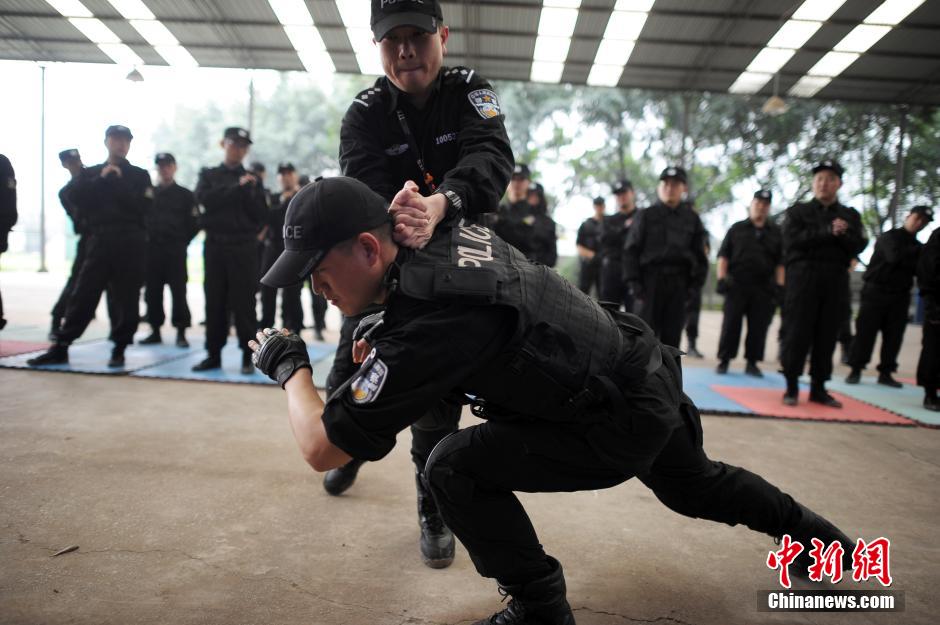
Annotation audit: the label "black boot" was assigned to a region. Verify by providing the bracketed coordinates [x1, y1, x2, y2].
[473, 557, 575, 625]
[175, 328, 189, 348]
[845, 368, 861, 384]
[108, 344, 126, 368]
[686, 341, 703, 359]
[27, 343, 69, 366]
[877, 372, 903, 388]
[241, 350, 255, 375]
[745, 360, 763, 377]
[782, 377, 799, 406]
[715, 360, 729, 374]
[139, 328, 162, 344]
[809, 381, 842, 408]
[323, 458, 365, 496]
[416, 471, 455, 569]
[782, 503, 854, 579]
[192, 354, 222, 371]
[924, 388, 940, 411]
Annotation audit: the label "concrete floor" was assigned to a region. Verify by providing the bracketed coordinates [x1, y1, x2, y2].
[1, 271, 938, 625]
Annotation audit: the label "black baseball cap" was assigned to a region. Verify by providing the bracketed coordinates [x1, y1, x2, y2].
[250, 161, 266, 174]
[659, 166, 688, 184]
[911, 205, 935, 222]
[754, 189, 772, 202]
[155, 152, 175, 165]
[261, 177, 392, 287]
[277, 162, 296, 174]
[593, 196, 606, 205]
[224, 127, 253, 144]
[58, 149, 80, 163]
[612, 179, 633, 194]
[105, 125, 133, 139]
[512, 163, 531, 180]
[812, 159, 843, 178]
[371, 0, 444, 41]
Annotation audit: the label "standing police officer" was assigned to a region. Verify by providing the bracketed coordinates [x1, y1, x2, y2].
[575, 197, 606, 296]
[917, 225, 940, 411]
[140, 152, 199, 347]
[715, 190, 784, 377]
[623, 167, 707, 348]
[252, 176, 857, 625]
[258, 162, 304, 335]
[193, 127, 268, 375]
[322, 0, 514, 569]
[0, 154, 15, 331]
[846, 205, 933, 386]
[598, 180, 637, 311]
[491, 164, 538, 258]
[28, 125, 152, 367]
[780, 160, 868, 407]
[526, 181, 557, 267]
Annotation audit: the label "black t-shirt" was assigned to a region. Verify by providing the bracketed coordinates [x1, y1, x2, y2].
[69, 159, 152, 234]
[782, 198, 867, 267]
[863, 227, 922, 294]
[717, 218, 782, 286]
[148, 182, 198, 244]
[195, 163, 267, 237]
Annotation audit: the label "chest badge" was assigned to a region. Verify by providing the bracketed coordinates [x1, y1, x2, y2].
[350, 348, 389, 405]
[468, 89, 501, 119]
[384, 143, 409, 156]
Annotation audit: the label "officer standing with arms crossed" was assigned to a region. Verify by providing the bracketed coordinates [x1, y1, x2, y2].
[575, 196, 606, 296]
[598, 180, 637, 311]
[780, 160, 867, 407]
[320, 0, 513, 570]
[846, 205, 933, 387]
[29, 126, 152, 367]
[192, 127, 268, 375]
[252, 176, 857, 625]
[623, 167, 707, 348]
[140, 152, 199, 348]
[0, 154, 15, 331]
[715, 190, 784, 376]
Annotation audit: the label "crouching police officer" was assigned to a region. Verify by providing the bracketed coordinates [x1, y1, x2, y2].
[252, 176, 856, 625]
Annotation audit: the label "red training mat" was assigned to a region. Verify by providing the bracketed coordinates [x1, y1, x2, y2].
[0, 340, 50, 358]
[713, 387, 915, 426]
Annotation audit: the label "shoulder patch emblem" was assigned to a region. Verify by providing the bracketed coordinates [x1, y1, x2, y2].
[5, 178, 15, 190]
[350, 349, 389, 405]
[468, 89, 500, 119]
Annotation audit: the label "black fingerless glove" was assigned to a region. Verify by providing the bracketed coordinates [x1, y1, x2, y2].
[253, 332, 311, 388]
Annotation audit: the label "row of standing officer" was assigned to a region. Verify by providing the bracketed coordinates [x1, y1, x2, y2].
[489, 163, 557, 267]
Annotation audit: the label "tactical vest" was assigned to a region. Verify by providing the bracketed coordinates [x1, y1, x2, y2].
[395, 219, 662, 421]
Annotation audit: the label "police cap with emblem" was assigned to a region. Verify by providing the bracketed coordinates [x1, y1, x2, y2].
[371, 0, 444, 41]
[261, 177, 392, 287]
[277, 162, 296, 174]
[105, 125, 133, 140]
[224, 127, 253, 144]
[58, 149, 80, 163]
[612, 179, 633, 194]
[154, 152, 175, 165]
[512, 163, 530, 180]
[659, 166, 688, 184]
[754, 189, 772, 202]
[911, 205, 935, 222]
[593, 196, 605, 205]
[812, 159, 844, 179]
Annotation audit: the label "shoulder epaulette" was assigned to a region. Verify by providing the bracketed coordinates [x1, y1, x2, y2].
[443, 66, 478, 85]
[353, 85, 385, 108]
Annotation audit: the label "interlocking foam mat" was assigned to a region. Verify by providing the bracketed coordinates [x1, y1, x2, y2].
[0, 339, 51, 358]
[0, 339, 191, 375]
[130, 341, 336, 386]
[828, 377, 940, 428]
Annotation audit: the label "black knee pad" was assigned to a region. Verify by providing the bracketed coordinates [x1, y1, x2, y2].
[424, 428, 477, 506]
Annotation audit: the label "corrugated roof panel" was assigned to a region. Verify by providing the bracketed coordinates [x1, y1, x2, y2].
[566, 38, 600, 64]
[4, 15, 83, 40]
[160, 22, 228, 47]
[476, 6, 540, 33]
[642, 15, 725, 42]
[192, 48, 298, 71]
[145, 0, 210, 20]
[310, 1, 343, 27]
[319, 26, 353, 52]
[477, 58, 532, 81]
[874, 27, 940, 57]
[477, 33, 535, 59]
[329, 51, 361, 74]
[652, 0, 740, 15]
[1, 38, 111, 63]
[630, 41, 706, 67]
[2, 0, 58, 12]
[573, 7, 613, 38]
[227, 24, 291, 48]
[848, 54, 940, 81]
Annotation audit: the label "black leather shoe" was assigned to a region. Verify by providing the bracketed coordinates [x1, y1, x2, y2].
[877, 373, 903, 388]
[241, 351, 254, 375]
[323, 458, 365, 496]
[924, 397, 940, 412]
[809, 390, 842, 408]
[314, 329, 325, 342]
[783, 503, 854, 579]
[107, 345, 126, 368]
[473, 557, 575, 625]
[715, 360, 729, 374]
[686, 345, 704, 359]
[175, 330, 189, 348]
[416, 472, 455, 569]
[139, 330, 161, 345]
[845, 369, 861, 384]
[27, 344, 69, 366]
[745, 361, 763, 377]
[192, 356, 221, 372]
[782, 392, 798, 406]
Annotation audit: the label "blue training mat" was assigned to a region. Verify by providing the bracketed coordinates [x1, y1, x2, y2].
[680, 366, 789, 414]
[0, 339, 192, 375]
[130, 340, 336, 386]
[828, 377, 940, 428]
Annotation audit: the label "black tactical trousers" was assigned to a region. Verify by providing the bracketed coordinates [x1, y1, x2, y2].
[578, 257, 601, 297]
[685, 285, 702, 343]
[917, 298, 939, 390]
[204, 238, 258, 355]
[849, 289, 910, 374]
[425, 351, 800, 582]
[599, 256, 634, 313]
[144, 241, 191, 330]
[328, 312, 460, 472]
[258, 242, 303, 333]
[52, 236, 98, 331]
[637, 269, 688, 348]
[717, 284, 776, 362]
[56, 232, 145, 346]
[305, 280, 328, 331]
[781, 262, 848, 383]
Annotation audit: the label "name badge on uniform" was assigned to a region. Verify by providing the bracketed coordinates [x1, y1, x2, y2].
[468, 89, 501, 119]
[350, 348, 389, 405]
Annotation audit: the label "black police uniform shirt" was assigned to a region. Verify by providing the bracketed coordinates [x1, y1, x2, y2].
[147, 182, 199, 244]
[264, 190, 295, 248]
[576, 216, 603, 254]
[59, 177, 85, 235]
[195, 164, 267, 236]
[782, 198, 867, 267]
[0, 154, 16, 247]
[918, 229, 940, 299]
[600, 209, 636, 260]
[623, 201, 707, 285]
[339, 66, 514, 216]
[862, 227, 922, 294]
[69, 158, 153, 234]
[491, 198, 536, 255]
[716, 218, 782, 287]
